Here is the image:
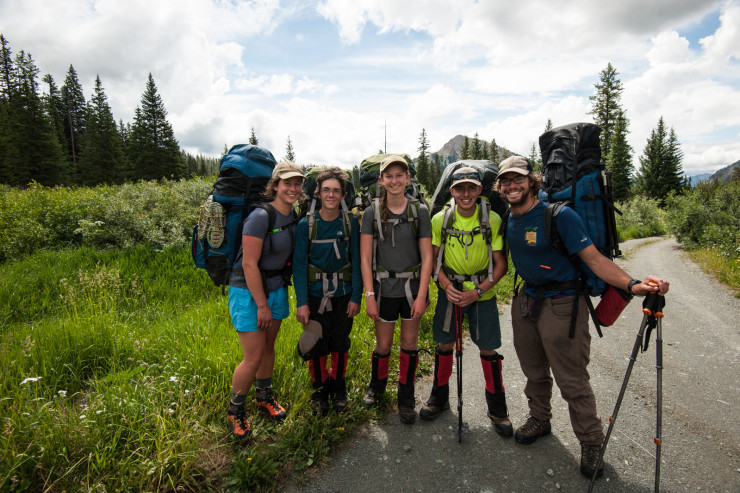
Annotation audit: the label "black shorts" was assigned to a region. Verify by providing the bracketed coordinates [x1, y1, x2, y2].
[378, 296, 413, 323]
[307, 293, 354, 353]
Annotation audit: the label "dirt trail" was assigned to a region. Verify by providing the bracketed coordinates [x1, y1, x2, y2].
[290, 237, 740, 492]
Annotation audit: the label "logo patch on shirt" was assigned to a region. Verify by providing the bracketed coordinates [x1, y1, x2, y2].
[525, 231, 537, 246]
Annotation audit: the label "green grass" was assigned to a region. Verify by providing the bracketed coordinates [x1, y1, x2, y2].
[0, 244, 516, 491]
[684, 246, 740, 298]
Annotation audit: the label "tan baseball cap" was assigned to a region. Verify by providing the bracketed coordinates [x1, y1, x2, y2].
[379, 155, 409, 174]
[497, 156, 532, 177]
[273, 161, 306, 180]
[450, 166, 482, 187]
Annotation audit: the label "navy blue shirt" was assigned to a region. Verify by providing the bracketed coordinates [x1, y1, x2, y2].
[506, 201, 593, 297]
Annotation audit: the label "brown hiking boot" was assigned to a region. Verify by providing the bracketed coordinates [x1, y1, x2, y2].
[226, 407, 252, 439]
[419, 384, 449, 421]
[487, 413, 514, 437]
[362, 386, 383, 407]
[580, 442, 604, 479]
[256, 387, 287, 422]
[514, 415, 551, 445]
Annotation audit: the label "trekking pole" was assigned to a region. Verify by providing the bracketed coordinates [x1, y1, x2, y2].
[588, 283, 665, 493]
[453, 282, 466, 443]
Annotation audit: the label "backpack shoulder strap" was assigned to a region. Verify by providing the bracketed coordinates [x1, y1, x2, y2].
[433, 199, 456, 282]
[544, 201, 568, 256]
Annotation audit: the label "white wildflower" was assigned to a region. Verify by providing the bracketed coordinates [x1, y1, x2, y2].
[20, 377, 41, 385]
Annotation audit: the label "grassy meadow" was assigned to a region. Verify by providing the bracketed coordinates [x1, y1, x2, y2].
[0, 240, 516, 491]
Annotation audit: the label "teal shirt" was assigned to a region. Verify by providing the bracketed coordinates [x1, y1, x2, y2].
[293, 212, 362, 308]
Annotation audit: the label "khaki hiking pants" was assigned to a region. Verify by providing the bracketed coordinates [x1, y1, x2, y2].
[511, 291, 605, 446]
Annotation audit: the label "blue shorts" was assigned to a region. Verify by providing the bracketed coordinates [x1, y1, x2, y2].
[432, 290, 501, 350]
[228, 285, 290, 332]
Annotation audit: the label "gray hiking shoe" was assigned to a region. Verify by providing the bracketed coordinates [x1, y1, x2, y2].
[514, 415, 551, 445]
[580, 442, 604, 479]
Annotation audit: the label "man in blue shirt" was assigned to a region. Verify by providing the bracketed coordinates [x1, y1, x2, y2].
[496, 156, 669, 479]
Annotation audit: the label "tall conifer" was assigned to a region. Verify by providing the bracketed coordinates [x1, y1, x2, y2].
[129, 74, 182, 180]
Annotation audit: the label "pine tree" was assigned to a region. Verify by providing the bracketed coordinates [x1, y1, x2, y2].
[588, 63, 624, 160]
[249, 127, 259, 145]
[78, 75, 126, 185]
[489, 139, 499, 164]
[416, 128, 431, 192]
[544, 119, 553, 132]
[0, 34, 16, 101]
[605, 109, 633, 201]
[60, 65, 86, 179]
[471, 132, 482, 159]
[529, 143, 542, 172]
[129, 73, 182, 181]
[635, 117, 684, 204]
[0, 49, 64, 186]
[431, 153, 442, 186]
[283, 136, 295, 162]
[460, 136, 470, 160]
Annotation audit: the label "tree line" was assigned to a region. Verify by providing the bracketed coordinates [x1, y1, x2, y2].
[0, 34, 219, 187]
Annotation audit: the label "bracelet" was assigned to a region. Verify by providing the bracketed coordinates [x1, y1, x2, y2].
[365, 291, 375, 298]
[443, 282, 450, 291]
[627, 279, 641, 295]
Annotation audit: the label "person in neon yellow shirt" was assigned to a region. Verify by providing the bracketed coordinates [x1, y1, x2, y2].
[419, 167, 512, 437]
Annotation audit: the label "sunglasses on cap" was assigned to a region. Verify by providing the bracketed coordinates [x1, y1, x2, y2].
[451, 172, 480, 181]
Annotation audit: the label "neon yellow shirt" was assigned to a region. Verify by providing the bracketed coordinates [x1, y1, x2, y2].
[431, 202, 504, 301]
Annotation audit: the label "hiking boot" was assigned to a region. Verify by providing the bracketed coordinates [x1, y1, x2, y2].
[580, 442, 604, 479]
[419, 384, 449, 421]
[311, 397, 330, 417]
[256, 387, 287, 422]
[332, 391, 348, 413]
[488, 412, 514, 437]
[363, 386, 384, 407]
[514, 415, 551, 445]
[226, 407, 252, 439]
[398, 405, 417, 424]
[397, 383, 416, 425]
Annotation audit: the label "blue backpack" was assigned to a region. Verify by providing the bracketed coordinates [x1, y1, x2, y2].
[538, 122, 622, 296]
[192, 144, 278, 288]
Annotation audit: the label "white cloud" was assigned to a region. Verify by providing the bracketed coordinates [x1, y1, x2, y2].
[1, 0, 738, 174]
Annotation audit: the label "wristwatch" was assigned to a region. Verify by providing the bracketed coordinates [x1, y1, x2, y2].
[475, 287, 485, 298]
[365, 291, 375, 298]
[627, 279, 641, 296]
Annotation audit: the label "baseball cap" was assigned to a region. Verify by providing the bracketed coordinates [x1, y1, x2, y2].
[497, 156, 532, 177]
[273, 161, 306, 180]
[297, 320, 322, 360]
[450, 166, 482, 187]
[379, 155, 409, 174]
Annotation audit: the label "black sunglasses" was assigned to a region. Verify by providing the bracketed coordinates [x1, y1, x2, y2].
[451, 172, 480, 181]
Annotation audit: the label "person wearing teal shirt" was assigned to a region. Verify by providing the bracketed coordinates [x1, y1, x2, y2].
[293, 167, 362, 415]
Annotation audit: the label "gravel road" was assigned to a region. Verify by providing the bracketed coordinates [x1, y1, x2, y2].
[289, 237, 740, 492]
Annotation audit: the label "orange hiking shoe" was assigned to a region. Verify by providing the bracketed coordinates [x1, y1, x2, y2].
[256, 386, 287, 422]
[226, 407, 252, 439]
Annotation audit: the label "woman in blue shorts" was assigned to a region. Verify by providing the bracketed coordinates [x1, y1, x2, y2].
[360, 155, 433, 424]
[226, 161, 304, 439]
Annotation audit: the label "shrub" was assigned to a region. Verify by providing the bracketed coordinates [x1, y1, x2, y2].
[615, 195, 668, 241]
[0, 178, 212, 263]
[666, 179, 740, 258]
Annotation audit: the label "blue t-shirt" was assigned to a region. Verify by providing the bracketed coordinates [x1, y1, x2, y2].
[506, 201, 593, 297]
[292, 213, 362, 307]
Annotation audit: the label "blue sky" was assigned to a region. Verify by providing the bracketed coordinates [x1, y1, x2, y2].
[1, 0, 739, 175]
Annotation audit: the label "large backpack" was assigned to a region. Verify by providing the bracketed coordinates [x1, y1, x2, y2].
[538, 122, 622, 296]
[534, 122, 624, 336]
[357, 153, 427, 216]
[429, 159, 507, 218]
[192, 144, 285, 290]
[298, 166, 356, 313]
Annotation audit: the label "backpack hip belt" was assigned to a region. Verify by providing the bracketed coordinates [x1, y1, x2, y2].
[374, 265, 421, 310]
[308, 262, 353, 314]
[439, 266, 489, 340]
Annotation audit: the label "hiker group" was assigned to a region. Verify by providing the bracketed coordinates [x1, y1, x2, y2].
[193, 123, 669, 480]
